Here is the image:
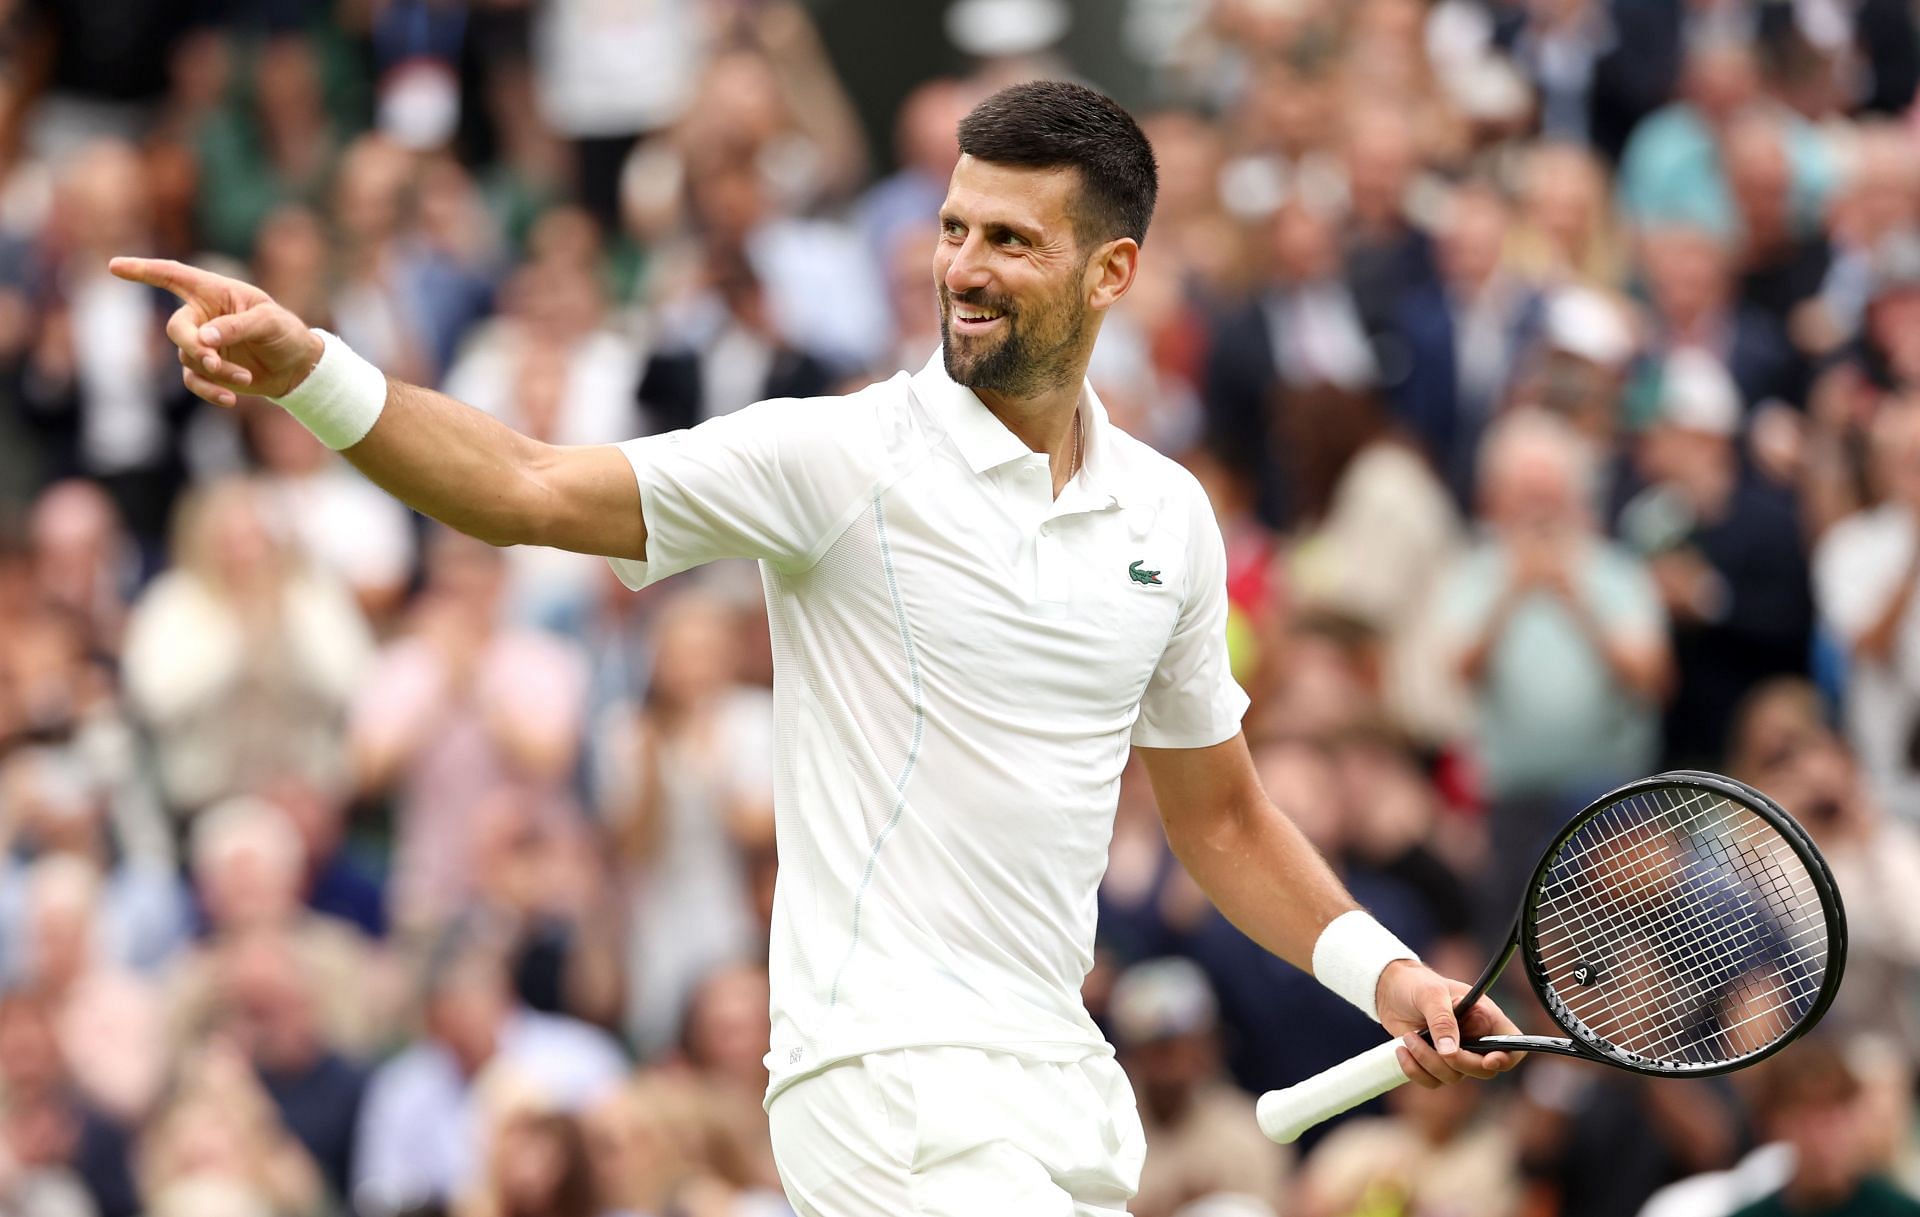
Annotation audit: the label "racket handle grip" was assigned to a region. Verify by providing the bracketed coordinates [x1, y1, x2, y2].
[1256, 1039, 1410, 1144]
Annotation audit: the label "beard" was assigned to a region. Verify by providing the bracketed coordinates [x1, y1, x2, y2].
[938, 274, 1088, 399]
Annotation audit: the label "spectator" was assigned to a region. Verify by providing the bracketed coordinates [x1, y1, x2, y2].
[1618, 349, 1812, 768]
[0, 994, 136, 1217]
[1431, 409, 1670, 914]
[135, 1038, 325, 1217]
[1812, 403, 1920, 822]
[1338, 102, 1440, 361]
[637, 248, 835, 434]
[461, 788, 621, 1028]
[1391, 180, 1545, 504]
[858, 78, 973, 257]
[121, 477, 372, 818]
[1203, 198, 1377, 528]
[1293, 1060, 1521, 1217]
[206, 924, 368, 1204]
[675, 963, 781, 1194]
[595, 589, 772, 1058]
[26, 479, 136, 655]
[19, 140, 191, 555]
[351, 930, 626, 1216]
[168, 796, 392, 1059]
[1637, 222, 1802, 419]
[1726, 112, 1832, 333]
[455, 1078, 595, 1217]
[1507, 141, 1630, 290]
[330, 134, 493, 387]
[1729, 1040, 1920, 1217]
[1109, 958, 1288, 1217]
[17, 856, 169, 1128]
[0, 747, 189, 983]
[1616, 41, 1831, 241]
[244, 400, 416, 628]
[192, 34, 339, 260]
[350, 528, 589, 934]
[1728, 680, 1920, 1045]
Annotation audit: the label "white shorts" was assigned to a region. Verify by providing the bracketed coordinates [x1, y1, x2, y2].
[767, 1045, 1147, 1216]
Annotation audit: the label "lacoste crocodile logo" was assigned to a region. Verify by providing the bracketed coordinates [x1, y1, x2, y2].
[1129, 560, 1162, 586]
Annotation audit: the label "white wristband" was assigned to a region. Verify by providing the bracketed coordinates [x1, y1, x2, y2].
[270, 329, 387, 451]
[1312, 910, 1419, 1023]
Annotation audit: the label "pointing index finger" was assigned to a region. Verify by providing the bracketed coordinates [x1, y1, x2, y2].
[107, 256, 211, 300]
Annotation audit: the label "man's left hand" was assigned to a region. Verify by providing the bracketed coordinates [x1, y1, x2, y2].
[1375, 959, 1525, 1088]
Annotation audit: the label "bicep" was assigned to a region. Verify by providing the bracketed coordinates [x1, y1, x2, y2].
[528, 442, 648, 560]
[1136, 731, 1263, 843]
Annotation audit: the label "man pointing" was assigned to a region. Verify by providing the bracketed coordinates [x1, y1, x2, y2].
[115, 80, 1516, 1216]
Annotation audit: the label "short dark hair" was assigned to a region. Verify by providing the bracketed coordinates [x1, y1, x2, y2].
[955, 80, 1158, 248]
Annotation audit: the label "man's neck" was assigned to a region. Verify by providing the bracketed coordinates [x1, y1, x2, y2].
[983, 376, 1090, 495]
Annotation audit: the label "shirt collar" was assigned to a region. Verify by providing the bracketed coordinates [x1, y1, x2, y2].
[908, 348, 1133, 509]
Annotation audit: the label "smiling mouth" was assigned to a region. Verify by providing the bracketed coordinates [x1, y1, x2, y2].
[949, 301, 1008, 333]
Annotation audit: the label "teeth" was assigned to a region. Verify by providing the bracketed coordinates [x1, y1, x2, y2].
[955, 305, 1002, 321]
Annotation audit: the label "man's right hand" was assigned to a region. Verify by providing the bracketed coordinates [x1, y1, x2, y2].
[108, 257, 324, 405]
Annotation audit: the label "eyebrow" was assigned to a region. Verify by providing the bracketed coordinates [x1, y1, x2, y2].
[941, 212, 1042, 243]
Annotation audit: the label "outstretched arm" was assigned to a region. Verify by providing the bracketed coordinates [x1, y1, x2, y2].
[108, 257, 645, 558]
[1137, 732, 1522, 1088]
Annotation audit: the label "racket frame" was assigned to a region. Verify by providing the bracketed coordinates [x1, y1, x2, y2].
[1448, 770, 1848, 1076]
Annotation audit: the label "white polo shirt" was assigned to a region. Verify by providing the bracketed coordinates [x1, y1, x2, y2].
[608, 351, 1248, 1100]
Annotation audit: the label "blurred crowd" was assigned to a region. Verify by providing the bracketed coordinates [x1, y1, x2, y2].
[4, 0, 1920, 1214]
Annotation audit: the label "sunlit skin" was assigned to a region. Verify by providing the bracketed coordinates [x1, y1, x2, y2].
[934, 155, 1138, 496]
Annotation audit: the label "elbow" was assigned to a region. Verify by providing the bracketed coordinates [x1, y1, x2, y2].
[479, 440, 564, 549]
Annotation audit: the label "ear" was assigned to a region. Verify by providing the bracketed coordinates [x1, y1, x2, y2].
[1084, 237, 1140, 312]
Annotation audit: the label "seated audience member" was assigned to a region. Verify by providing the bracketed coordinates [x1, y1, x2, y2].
[1294, 1061, 1521, 1217]
[169, 797, 392, 1058]
[351, 529, 590, 935]
[1729, 1041, 1920, 1217]
[1110, 958, 1288, 1217]
[121, 478, 373, 819]
[1728, 680, 1920, 1046]
[351, 929, 627, 1216]
[208, 925, 370, 1203]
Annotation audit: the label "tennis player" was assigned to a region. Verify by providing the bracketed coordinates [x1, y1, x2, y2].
[114, 80, 1519, 1215]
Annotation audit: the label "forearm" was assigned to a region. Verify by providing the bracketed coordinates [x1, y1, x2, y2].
[1456, 585, 1524, 686]
[1561, 593, 1671, 699]
[1162, 791, 1359, 973]
[1854, 561, 1920, 662]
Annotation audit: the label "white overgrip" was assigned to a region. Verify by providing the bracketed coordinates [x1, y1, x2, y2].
[1255, 1038, 1411, 1144]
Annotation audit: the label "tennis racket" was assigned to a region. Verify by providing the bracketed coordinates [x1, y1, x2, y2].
[1256, 770, 1847, 1144]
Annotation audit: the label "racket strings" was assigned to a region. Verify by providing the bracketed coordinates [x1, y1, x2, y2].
[1529, 785, 1830, 1068]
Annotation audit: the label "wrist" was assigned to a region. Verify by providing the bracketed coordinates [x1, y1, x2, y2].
[1313, 909, 1419, 1023]
[270, 329, 387, 450]
[287, 329, 326, 394]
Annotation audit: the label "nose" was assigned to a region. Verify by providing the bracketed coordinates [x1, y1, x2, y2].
[940, 231, 992, 296]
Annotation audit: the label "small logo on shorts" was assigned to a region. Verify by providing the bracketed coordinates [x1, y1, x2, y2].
[1129, 560, 1162, 586]
[789, 1047, 804, 1064]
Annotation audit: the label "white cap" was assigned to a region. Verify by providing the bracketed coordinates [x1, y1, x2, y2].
[945, 0, 1070, 57]
[1110, 957, 1218, 1045]
[1546, 286, 1636, 368]
[1660, 347, 1743, 435]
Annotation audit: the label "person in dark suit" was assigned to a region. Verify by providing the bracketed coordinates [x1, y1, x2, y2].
[1617, 349, 1812, 769]
[1202, 199, 1378, 529]
[1391, 183, 1546, 508]
[1639, 223, 1805, 411]
[638, 251, 837, 435]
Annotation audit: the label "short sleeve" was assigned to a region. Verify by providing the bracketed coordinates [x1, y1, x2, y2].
[1131, 479, 1251, 748]
[1588, 546, 1667, 638]
[607, 387, 898, 590]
